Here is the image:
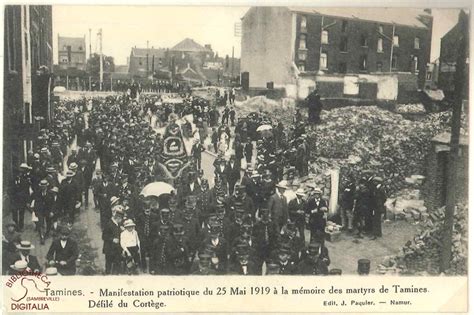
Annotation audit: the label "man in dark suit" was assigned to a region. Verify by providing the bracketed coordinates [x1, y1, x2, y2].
[200, 224, 229, 274]
[191, 139, 205, 171]
[288, 188, 307, 242]
[46, 227, 79, 275]
[225, 155, 241, 196]
[102, 207, 124, 274]
[297, 241, 331, 275]
[58, 170, 81, 224]
[267, 181, 289, 231]
[305, 188, 328, 242]
[11, 163, 32, 231]
[30, 180, 52, 244]
[371, 177, 387, 240]
[134, 207, 160, 272]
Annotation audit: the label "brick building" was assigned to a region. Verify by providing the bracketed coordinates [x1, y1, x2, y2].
[128, 47, 167, 78]
[57, 36, 87, 71]
[422, 132, 468, 211]
[438, 10, 469, 100]
[241, 7, 433, 100]
[3, 5, 53, 200]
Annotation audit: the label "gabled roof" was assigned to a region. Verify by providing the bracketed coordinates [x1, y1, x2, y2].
[288, 7, 431, 29]
[131, 47, 166, 58]
[58, 36, 86, 51]
[171, 38, 211, 52]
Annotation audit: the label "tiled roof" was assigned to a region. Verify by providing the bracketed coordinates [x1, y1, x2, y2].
[171, 38, 211, 52]
[288, 7, 431, 29]
[131, 47, 166, 58]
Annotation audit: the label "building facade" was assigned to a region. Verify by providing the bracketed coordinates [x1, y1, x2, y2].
[241, 7, 433, 99]
[4, 5, 53, 205]
[57, 36, 87, 71]
[438, 10, 469, 99]
[128, 47, 166, 78]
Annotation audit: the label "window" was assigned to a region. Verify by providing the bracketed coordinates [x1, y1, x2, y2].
[360, 35, 368, 47]
[378, 24, 384, 33]
[426, 72, 432, 80]
[63, 45, 67, 50]
[393, 35, 399, 47]
[298, 51, 307, 61]
[78, 46, 83, 51]
[376, 61, 383, 72]
[342, 20, 348, 32]
[300, 16, 307, 30]
[338, 62, 347, 73]
[320, 53, 328, 70]
[340, 37, 348, 52]
[413, 56, 419, 72]
[321, 30, 328, 44]
[61, 56, 68, 63]
[182, 52, 185, 59]
[414, 37, 420, 49]
[139, 58, 142, 66]
[360, 55, 367, 71]
[391, 54, 398, 69]
[298, 64, 305, 72]
[299, 35, 307, 49]
[377, 38, 383, 52]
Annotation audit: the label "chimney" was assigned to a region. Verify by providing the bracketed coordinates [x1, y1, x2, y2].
[205, 44, 212, 51]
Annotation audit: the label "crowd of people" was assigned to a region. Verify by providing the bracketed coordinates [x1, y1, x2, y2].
[3, 87, 387, 276]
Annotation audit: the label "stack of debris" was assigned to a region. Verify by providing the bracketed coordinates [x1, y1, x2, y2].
[306, 106, 464, 195]
[377, 203, 467, 276]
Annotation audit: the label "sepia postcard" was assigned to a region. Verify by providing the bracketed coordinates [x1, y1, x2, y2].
[1, 0, 471, 313]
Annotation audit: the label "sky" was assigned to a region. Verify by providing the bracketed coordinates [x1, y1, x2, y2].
[52, 6, 462, 65]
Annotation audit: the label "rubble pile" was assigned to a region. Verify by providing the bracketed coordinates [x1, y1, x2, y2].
[385, 203, 468, 276]
[236, 96, 296, 125]
[385, 175, 427, 221]
[307, 106, 459, 195]
[395, 103, 426, 114]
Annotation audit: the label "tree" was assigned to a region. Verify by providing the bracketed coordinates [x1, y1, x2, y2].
[86, 53, 115, 77]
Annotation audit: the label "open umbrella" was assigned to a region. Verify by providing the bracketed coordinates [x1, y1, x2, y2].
[140, 182, 175, 198]
[256, 124, 272, 132]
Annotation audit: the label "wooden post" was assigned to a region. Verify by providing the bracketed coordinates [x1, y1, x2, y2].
[440, 11, 468, 273]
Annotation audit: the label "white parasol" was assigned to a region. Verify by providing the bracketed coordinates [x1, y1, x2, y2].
[140, 182, 175, 198]
[256, 124, 272, 132]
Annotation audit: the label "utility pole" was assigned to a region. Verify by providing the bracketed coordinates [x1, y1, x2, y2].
[98, 28, 103, 91]
[89, 28, 92, 58]
[440, 11, 468, 273]
[389, 24, 395, 73]
[231, 46, 234, 80]
[20, 5, 32, 160]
